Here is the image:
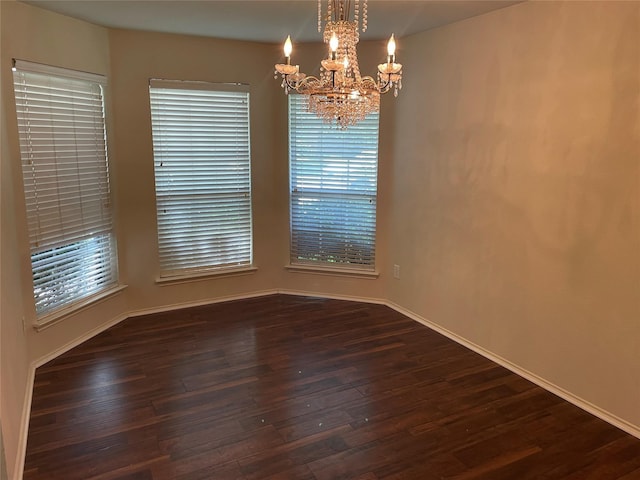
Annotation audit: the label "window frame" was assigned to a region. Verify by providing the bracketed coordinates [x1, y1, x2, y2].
[12, 59, 120, 325]
[148, 79, 254, 280]
[288, 94, 380, 273]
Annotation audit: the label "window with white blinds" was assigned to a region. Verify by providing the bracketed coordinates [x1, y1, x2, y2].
[12, 60, 117, 317]
[149, 80, 252, 276]
[288, 95, 379, 270]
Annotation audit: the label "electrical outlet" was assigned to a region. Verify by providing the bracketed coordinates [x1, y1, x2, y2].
[393, 264, 400, 279]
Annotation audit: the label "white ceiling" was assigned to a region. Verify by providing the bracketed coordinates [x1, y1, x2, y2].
[21, 0, 522, 43]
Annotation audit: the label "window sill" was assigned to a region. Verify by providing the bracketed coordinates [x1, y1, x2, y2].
[34, 284, 128, 332]
[285, 264, 379, 279]
[156, 266, 258, 286]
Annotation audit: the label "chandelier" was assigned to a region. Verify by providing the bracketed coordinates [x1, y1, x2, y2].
[274, 0, 403, 128]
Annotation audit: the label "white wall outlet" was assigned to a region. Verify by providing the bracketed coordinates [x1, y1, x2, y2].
[393, 264, 400, 279]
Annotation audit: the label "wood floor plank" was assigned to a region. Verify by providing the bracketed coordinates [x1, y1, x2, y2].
[23, 294, 640, 479]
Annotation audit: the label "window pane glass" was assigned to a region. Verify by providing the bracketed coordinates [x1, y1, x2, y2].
[149, 83, 252, 276]
[289, 95, 379, 270]
[13, 63, 117, 316]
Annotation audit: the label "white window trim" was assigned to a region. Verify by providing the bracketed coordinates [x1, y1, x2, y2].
[149, 79, 254, 280]
[285, 264, 379, 279]
[155, 266, 258, 286]
[33, 284, 127, 332]
[288, 95, 380, 272]
[13, 59, 120, 320]
[13, 59, 107, 85]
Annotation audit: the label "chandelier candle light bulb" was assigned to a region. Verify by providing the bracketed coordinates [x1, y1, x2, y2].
[275, 35, 300, 88]
[275, 0, 403, 128]
[284, 35, 292, 64]
[387, 34, 396, 63]
[330, 32, 339, 60]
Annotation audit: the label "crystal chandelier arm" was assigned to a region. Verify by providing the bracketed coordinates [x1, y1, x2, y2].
[359, 75, 376, 86]
[376, 70, 402, 94]
[282, 73, 300, 91]
[293, 75, 322, 93]
[275, 71, 324, 95]
[377, 74, 393, 94]
[284, 72, 306, 91]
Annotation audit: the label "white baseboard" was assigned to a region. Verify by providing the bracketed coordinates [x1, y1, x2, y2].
[125, 289, 280, 319]
[276, 288, 387, 306]
[33, 314, 130, 370]
[386, 300, 640, 440]
[16, 290, 639, 479]
[13, 367, 34, 480]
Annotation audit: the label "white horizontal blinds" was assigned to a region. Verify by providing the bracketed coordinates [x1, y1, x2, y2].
[149, 81, 252, 275]
[289, 95, 379, 270]
[30, 234, 115, 314]
[12, 61, 117, 315]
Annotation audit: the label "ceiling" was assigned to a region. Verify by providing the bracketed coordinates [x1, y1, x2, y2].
[21, 0, 521, 43]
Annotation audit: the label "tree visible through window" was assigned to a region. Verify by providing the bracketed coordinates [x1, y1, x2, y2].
[288, 95, 379, 270]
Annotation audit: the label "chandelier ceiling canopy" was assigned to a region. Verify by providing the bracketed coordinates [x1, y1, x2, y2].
[275, 0, 403, 128]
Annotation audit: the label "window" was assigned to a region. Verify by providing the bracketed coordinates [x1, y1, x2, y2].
[12, 60, 118, 317]
[149, 80, 252, 277]
[288, 95, 379, 271]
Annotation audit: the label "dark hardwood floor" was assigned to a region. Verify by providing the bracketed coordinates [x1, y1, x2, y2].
[24, 295, 640, 479]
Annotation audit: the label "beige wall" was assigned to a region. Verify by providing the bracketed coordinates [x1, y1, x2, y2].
[389, 0, 640, 428]
[1, 57, 29, 480]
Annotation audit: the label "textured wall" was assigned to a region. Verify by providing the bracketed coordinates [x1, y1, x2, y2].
[388, 0, 640, 429]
